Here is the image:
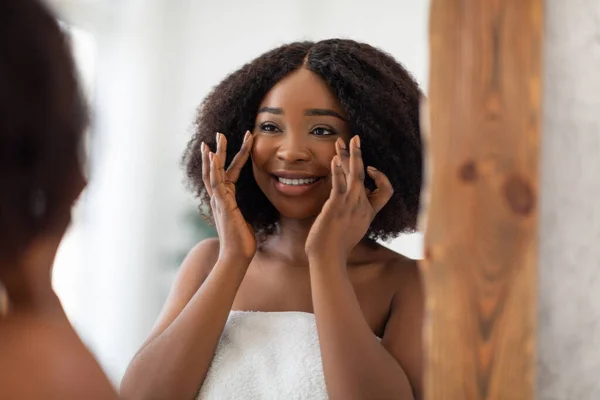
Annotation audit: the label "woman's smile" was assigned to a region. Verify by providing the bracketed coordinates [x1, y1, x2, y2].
[271, 172, 327, 197]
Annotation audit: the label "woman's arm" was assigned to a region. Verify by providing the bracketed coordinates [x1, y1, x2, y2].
[305, 136, 424, 398]
[120, 238, 251, 400]
[122, 134, 256, 400]
[309, 257, 423, 400]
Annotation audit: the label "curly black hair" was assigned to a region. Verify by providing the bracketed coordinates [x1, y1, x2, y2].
[184, 39, 422, 242]
[0, 0, 87, 264]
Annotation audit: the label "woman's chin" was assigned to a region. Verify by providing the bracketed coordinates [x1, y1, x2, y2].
[275, 205, 322, 222]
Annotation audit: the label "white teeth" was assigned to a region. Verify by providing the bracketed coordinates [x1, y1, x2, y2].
[277, 177, 318, 186]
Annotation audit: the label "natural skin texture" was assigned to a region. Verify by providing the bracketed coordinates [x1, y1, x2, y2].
[121, 67, 423, 400]
[306, 136, 416, 399]
[121, 133, 257, 400]
[305, 137, 393, 258]
[206, 132, 257, 262]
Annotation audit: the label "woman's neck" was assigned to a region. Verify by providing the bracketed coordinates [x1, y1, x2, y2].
[261, 216, 315, 266]
[260, 216, 380, 267]
[0, 236, 62, 314]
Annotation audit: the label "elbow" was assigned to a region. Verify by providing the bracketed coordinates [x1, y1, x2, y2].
[119, 382, 165, 400]
[120, 367, 198, 400]
[119, 365, 156, 400]
[330, 392, 414, 400]
[119, 373, 141, 400]
[326, 382, 415, 400]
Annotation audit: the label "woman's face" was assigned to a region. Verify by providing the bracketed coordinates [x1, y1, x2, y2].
[251, 67, 351, 220]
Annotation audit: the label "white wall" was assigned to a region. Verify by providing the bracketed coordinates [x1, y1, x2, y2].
[538, 1, 600, 398]
[50, 0, 429, 383]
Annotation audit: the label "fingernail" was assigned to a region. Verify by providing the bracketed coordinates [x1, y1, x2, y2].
[244, 131, 251, 142]
[355, 135, 361, 148]
[367, 166, 377, 173]
[338, 138, 346, 150]
[201, 142, 206, 153]
[216, 132, 220, 144]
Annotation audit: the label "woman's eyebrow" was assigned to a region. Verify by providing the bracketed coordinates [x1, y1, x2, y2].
[257, 107, 283, 115]
[304, 108, 347, 121]
[257, 106, 347, 122]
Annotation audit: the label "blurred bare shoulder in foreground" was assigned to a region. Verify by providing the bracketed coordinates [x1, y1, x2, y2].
[0, 0, 118, 398]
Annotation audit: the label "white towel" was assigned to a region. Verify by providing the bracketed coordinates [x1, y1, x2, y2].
[197, 311, 328, 400]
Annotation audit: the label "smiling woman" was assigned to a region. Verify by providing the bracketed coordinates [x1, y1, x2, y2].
[188, 40, 422, 243]
[121, 39, 424, 400]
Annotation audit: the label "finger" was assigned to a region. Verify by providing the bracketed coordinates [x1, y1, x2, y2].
[201, 142, 213, 198]
[348, 135, 365, 185]
[330, 155, 347, 200]
[226, 131, 254, 183]
[216, 132, 227, 181]
[209, 152, 227, 201]
[366, 166, 394, 214]
[335, 138, 350, 176]
[210, 195, 220, 228]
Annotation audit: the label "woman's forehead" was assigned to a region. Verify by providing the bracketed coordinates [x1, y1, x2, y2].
[259, 68, 344, 115]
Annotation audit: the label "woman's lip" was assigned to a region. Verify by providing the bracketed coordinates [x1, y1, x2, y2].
[271, 171, 321, 179]
[272, 176, 323, 196]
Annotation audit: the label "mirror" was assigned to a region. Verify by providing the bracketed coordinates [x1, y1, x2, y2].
[45, 0, 430, 392]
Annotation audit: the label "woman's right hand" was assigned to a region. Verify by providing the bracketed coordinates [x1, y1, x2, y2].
[202, 131, 256, 262]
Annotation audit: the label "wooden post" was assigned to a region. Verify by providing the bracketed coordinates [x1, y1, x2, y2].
[420, 1, 543, 399]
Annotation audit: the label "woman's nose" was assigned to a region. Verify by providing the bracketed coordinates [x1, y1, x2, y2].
[275, 133, 311, 163]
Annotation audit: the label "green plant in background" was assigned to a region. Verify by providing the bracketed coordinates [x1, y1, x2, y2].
[173, 206, 217, 266]
[185, 207, 217, 240]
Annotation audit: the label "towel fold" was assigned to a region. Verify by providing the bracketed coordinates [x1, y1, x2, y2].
[197, 311, 328, 400]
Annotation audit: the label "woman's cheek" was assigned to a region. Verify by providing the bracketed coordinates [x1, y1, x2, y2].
[250, 135, 273, 165]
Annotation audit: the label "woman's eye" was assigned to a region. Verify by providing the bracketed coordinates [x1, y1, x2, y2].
[259, 123, 280, 133]
[312, 127, 336, 136]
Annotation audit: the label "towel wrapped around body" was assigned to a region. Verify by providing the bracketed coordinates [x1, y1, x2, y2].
[197, 311, 328, 400]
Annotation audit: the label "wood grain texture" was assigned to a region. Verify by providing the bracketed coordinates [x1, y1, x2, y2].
[420, 1, 542, 399]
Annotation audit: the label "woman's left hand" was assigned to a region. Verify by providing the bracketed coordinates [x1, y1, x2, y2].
[305, 135, 394, 262]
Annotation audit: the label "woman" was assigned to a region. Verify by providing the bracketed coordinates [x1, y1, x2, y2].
[122, 39, 424, 400]
[0, 0, 118, 398]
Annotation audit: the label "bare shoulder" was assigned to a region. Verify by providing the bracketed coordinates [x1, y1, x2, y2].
[181, 236, 221, 278]
[367, 241, 422, 289]
[138, 237, 222, 345]
[382, 247, 423, 311]
[388, 252, 421, 292]
[185, 237, 221, 269]
[375, 245, 424, 399]
[0, 314, 117, 399]
[160, 236, 222, 312]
